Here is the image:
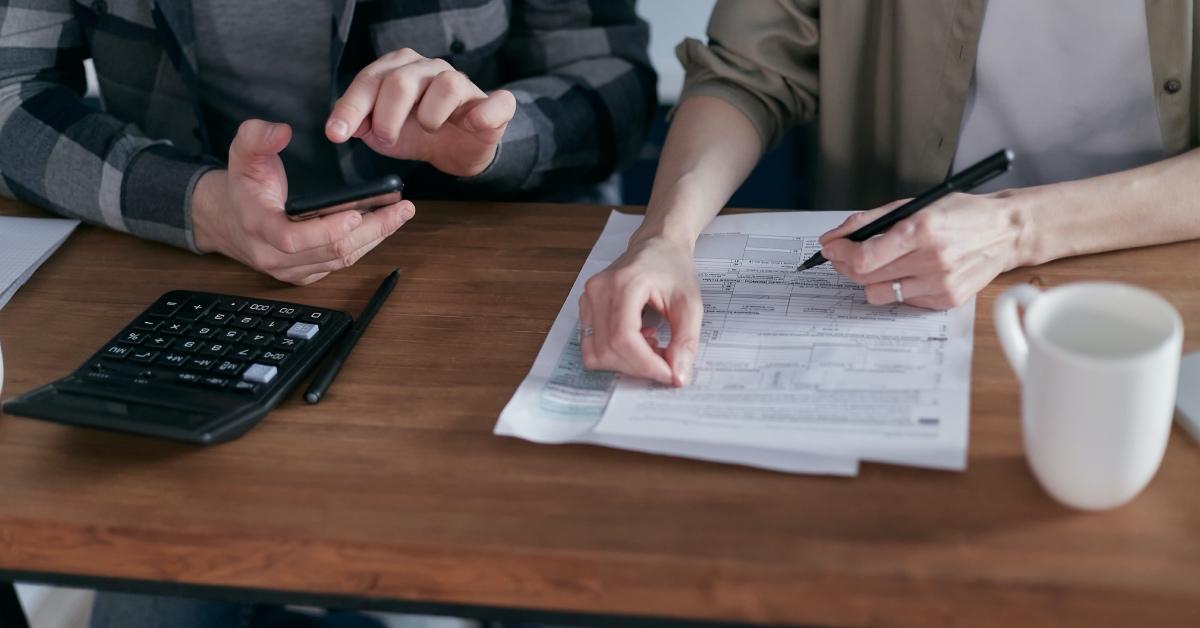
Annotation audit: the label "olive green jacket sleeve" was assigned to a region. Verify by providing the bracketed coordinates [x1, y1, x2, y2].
[676, 0, 819, 151]
[673, 0, 1197, 210]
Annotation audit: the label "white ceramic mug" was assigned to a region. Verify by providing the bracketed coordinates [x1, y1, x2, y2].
[994, 281, 1183, 510]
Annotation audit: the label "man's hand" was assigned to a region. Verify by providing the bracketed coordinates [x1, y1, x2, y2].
[578, 235, 703, 387]
[192, 119, 414, 285]
[818, 192, 1030, 309]
[324, 48, 516, 177]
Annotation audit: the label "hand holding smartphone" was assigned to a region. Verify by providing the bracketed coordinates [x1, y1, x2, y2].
[285, 175, 404, 221]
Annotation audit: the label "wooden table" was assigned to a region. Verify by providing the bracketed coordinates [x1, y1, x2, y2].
[1, 197, 1198, 627]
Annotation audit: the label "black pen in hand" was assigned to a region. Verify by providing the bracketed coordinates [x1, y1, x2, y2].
[797, 149, 1014, 272]
[304, 268, 399, 404]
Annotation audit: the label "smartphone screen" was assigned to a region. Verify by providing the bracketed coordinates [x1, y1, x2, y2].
[285, 175, 404, 221]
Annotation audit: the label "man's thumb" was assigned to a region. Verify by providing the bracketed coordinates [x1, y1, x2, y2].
[229, 120, 291, 171]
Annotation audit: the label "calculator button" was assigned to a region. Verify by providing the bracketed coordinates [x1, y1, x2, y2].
[244, 333, 272, 347]
[158, 352, 189, 367]
[232, 381, 259, 394]
[273, 337, 302, 350]
[117, 330, 146, 345]
[177, 297, 216, 320]
[148, 296, 186, 317]
[176, 339, 205, 353]
[299, 310, 328, 323]
[273, 305, 300, 320]
[259, 319, 289, 334]
[258, 350, 289, 366]
[231, 315, 261, 329]
[204, 312, 233, 325]
[286, 322, 319, 340]
[85, 370, 118, 384]
[243, 363, 278, 384]
[128, 349, 159, 364]
[216, 298, 246, 312]
[217, 329, 245, 343]
[161, 321, 188, 335]
[144, 336, 173, 349]
[245, 302, 274, 316]
[200, 343, 230, 356]
[229, 346, 259, 361]
[199, 376, 230, 389]
[175, 372, 203, 385]
[214, 360, 244, 376]
[133, 317, 161, 331]
[101, 344, 133, 359]
[187, 357, 216, 371]
[192, 325, 219, 339]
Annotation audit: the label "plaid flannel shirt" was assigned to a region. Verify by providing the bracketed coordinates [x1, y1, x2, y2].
[0, 0, 655, 251]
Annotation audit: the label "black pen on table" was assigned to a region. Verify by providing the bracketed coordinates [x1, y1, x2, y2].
[304, 268, 399, 404]
[796, 148, 1015, 272]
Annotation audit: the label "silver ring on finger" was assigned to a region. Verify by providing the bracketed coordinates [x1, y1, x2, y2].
[892, 280, 905, 304]
[580, 325, 594, 337]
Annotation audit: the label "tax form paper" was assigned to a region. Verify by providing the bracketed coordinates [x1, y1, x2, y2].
[495, 211, 975, 475]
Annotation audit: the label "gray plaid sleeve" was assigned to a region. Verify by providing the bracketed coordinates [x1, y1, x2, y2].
[0, 0, 213, 251]
[468, 0, 656, 193]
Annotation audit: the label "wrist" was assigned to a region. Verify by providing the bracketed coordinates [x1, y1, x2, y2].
[984, 187, 1038, 269]
[630, 179, 716, 251]
[629, 219, 696, 252]
[191, 169, 228, 254]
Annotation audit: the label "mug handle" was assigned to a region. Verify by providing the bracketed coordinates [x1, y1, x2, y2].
[993, 283, 1041, 381]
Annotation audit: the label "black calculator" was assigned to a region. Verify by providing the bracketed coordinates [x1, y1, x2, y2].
[2, 291, 352, 444]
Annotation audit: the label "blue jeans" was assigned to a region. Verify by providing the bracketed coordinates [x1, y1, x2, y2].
[89, 592, 386, 628]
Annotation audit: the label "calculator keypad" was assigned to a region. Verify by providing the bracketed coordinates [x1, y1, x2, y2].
[4, 290, 353, 445]
[86, 292, 341, 399]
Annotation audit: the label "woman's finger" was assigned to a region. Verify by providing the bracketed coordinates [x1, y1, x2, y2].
[608, 286, 674, 384]
[818, 198, 910, 244]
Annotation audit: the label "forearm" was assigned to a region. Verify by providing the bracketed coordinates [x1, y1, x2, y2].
[630, 95, 763, 249]
[1014, 148, 1200, 266]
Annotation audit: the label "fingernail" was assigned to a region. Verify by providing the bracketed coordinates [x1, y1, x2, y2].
[675, 352, 694, 386]
[264, 123, 278, 142]
[327, 118, 348, 140]
[345, 212, 361, 231]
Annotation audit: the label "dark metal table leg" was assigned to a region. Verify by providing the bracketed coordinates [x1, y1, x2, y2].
[0, 581, 30, 628]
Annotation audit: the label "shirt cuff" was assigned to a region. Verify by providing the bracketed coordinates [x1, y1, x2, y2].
[121, 144, 218, 253]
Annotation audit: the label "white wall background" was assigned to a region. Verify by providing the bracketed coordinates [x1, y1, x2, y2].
[639, 0, 716, 103]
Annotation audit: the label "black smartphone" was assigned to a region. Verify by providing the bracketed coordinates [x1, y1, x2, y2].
[285, 175, 404, 221]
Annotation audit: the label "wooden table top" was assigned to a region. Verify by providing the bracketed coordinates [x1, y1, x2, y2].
[1, 197, 1198, 627]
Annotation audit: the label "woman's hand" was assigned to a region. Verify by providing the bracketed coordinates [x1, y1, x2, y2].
[579, 235, 703, 387]
[818, 192, 1031, 309]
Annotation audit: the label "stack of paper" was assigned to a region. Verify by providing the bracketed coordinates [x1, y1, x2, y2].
[495, 211, 975, 476]
[0, 216, 79, 310]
